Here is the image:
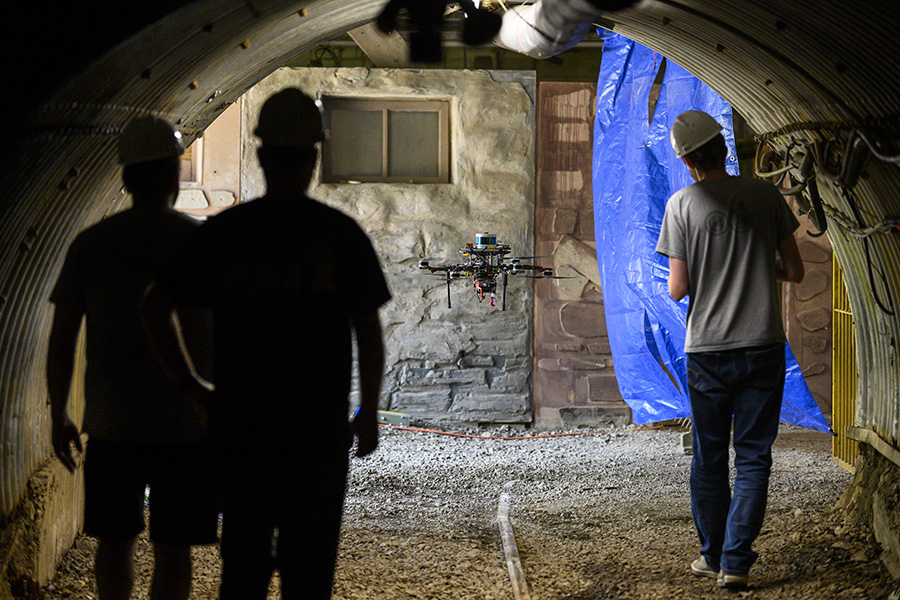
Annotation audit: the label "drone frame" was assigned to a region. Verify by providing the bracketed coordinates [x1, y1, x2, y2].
[418, 235, 554, 311]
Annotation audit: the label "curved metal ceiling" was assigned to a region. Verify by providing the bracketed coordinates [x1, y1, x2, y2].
[2, 0, 899, 514]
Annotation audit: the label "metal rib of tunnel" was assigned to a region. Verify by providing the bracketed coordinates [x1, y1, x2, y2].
[1, 0, 898, 586]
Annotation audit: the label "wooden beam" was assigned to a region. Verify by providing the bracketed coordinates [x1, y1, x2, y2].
[348, 23, 412, 68]
[497, 493, 531, 600]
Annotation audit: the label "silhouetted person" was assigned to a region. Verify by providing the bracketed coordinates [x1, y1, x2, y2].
[656, 111, 805, 589]
[143, 88, 390, 600]
[47, 116, 218, 600]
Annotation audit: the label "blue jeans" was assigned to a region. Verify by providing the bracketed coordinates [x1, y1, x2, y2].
[687, 343, 785, 575]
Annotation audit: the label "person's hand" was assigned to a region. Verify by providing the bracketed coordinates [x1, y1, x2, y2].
[52, 416, 83, 473]
[350, 412, 379, 457]
[181, 375, 214, 418]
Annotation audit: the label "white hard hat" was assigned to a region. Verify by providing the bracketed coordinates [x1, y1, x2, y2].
[254, 88, 325, 147]
[669, 110, 723, 158]
[118, 116, 185, 165]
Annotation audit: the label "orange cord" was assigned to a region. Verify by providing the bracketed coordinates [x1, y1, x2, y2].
[377, 423, 665, 441]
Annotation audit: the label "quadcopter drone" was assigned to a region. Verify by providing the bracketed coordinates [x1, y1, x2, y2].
[418, 232, 555, 310]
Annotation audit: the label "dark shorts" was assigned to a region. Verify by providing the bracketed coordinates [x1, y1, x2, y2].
[218, 442, 351, 600]
[83, 437, 219, 546]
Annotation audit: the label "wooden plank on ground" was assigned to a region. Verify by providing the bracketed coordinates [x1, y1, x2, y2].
[497, 492, 531, 600]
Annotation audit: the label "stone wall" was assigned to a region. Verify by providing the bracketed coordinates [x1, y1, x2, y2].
[242, 68, 536, 424]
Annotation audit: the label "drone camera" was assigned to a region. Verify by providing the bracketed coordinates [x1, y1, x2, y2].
[419, 259, 430, 269]
[543, 269, 553, 277]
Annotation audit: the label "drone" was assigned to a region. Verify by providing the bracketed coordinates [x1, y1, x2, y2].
[418, 232, 555, 310]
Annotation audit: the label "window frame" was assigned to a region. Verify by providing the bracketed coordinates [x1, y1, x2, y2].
[180, 136, 203, 184]
[321, 97, 451, 184]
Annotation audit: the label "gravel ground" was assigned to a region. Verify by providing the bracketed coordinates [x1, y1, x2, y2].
[44, 423, 899, 599]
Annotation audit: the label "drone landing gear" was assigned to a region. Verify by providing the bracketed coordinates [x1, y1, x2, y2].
[445, 272, 452, 308]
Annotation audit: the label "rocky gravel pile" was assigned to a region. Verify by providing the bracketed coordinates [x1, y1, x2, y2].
[44, 423, 898, 599]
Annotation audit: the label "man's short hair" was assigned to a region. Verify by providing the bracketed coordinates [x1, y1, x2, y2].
[122, 156, 180, 197]
[685, 133, 727, 174]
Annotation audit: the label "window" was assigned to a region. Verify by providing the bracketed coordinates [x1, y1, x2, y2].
[321, 98, 450, 183]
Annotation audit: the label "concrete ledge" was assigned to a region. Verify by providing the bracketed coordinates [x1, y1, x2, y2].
[846, 427, 900, 469]
[0, 456, 83, 594]
[874, 492, 900, 578]
[839, 443, 900, 580]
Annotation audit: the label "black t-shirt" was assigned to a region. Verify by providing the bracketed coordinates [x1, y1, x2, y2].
[159, 195, 391, 445]
[49, 206, 209, 443]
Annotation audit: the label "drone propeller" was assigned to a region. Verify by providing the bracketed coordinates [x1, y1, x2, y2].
[422, 269, 453, 308]
[522, 274, 574, 280]
[419, 258, 451, 270]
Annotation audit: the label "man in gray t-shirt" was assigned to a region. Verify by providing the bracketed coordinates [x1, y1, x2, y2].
[656, 111, 804, 589]
[657, 176, 799, 352]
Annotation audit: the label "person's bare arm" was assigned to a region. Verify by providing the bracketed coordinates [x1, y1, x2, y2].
[668, 257, 689, 301]
[776, 234, 805, 283]
[141, 283, 213, 402]
[350, 310, 385, 458]
[47, 304, 84, 473]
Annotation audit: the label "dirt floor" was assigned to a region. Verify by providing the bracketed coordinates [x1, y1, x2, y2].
[43, 423, 900, 599]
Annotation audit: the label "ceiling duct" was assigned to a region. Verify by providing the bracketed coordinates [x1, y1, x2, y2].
[493, 0, 638, 59]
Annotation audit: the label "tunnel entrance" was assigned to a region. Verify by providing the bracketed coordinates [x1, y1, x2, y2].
[4, 1, 900, 595]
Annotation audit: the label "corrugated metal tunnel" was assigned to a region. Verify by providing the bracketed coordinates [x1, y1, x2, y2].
[2, 0, 899, 587]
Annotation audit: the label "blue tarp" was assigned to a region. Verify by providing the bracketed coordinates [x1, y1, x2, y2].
[592, 30, 832, 433]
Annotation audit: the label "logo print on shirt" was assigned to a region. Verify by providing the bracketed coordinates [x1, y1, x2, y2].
[707, 212, 730, 235]
[706, 208, 753, 235]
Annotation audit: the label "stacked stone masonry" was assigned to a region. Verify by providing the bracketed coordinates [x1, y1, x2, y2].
[243, 68, 537, 424]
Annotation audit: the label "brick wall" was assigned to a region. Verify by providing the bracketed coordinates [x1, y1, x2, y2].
[533, 82, 631, 428]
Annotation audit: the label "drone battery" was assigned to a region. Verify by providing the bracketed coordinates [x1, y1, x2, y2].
[475, 232, 496, 248]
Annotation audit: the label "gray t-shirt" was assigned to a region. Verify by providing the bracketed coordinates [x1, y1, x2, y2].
[50, 205, 211, 444]
[655, 176, 799, 353]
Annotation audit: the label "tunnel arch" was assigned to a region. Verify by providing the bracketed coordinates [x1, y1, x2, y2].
[2, 0, 898, 538]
